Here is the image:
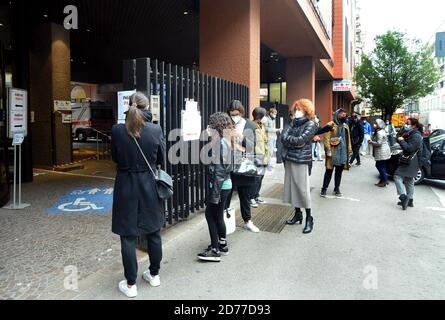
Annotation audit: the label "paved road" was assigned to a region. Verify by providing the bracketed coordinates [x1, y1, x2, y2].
[64, 156, 445, 300]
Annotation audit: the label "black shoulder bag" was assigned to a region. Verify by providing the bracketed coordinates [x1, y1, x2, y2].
[133, 137, 174, 200]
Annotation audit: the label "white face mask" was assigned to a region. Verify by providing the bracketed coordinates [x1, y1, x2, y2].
[294, 111, 305, 119]
[231, 116, 242, 124]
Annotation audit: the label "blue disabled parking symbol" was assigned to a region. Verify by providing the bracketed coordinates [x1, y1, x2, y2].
[48, 188, 114, 215]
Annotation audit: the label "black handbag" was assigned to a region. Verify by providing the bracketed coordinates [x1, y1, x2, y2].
[399, 149, 419, 166]
[133, 137, 174, 200]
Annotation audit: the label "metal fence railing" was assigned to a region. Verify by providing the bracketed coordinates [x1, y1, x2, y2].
[91, 128, 112, 161]
[123, 57, 249, 226]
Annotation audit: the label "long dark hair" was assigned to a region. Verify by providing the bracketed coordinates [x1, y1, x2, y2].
[126, 92, 149, 138]
[408, 118, 424, 134]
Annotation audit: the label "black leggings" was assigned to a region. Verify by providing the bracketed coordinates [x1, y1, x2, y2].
[120, 231, 162, 286]
[206, 189, 231, 250]
[226, 186, 252, 223]
[322, 166, 345, 191]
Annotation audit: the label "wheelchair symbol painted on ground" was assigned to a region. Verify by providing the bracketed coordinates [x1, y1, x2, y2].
[48, 188, 113, 215]
[57, 198, 105, 212]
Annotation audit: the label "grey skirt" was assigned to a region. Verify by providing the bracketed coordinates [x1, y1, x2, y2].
[284, 162, 311, 209]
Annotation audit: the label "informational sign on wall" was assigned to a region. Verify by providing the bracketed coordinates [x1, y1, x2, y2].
[151, 95, 161, 123]
[117, 90, 136, 124]
[54, 100, 72, 111]
[181, 100, 202, 142]
[333, 80, 352, 92]
[8, 88, 28, 138]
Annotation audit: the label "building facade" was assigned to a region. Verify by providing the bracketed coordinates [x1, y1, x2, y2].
[419, 57, 445, 113]
[0, 0, 361, 207]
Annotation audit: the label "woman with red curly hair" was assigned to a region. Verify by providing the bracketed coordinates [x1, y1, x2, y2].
[281, 99, 317, 234]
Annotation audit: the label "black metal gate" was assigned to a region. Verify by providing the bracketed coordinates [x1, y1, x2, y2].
[123, 58, 249, 226]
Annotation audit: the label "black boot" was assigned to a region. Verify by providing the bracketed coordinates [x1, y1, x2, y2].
[398, 199, 414, 208]
[286, 209, 303, 225]
[399, 194, 409, 211]
[303, 217, 314, 234]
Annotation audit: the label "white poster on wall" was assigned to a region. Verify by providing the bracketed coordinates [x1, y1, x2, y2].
[8, 88, 28, 138]
[117, 90, 136, 124]
[181, 100, 202, 142]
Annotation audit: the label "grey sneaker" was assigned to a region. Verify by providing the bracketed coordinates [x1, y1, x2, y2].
[250, 199, 259, 208]
[334, 190, 343, 198]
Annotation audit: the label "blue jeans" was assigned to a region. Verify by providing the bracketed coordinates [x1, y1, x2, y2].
[394, 175, 415, 200]
[375, 160, 388, 183]
[311, 142, 322, 161]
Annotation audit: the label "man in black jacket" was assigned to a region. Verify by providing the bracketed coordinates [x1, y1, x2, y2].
[349, 113, 365, 166]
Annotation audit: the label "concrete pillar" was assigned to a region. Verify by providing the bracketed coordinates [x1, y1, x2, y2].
[200, 0, 260, 116]
[286, 57, 315, 108]
[30, 23, 72, 167]
[315, 80, 333, 125]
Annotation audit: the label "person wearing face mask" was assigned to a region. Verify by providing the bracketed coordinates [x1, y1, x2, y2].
[311, 115, 324, 162]
[250, 107, 270, 207]
[263, 108, 280, 169]
[394, 118, 423, 210]
[225, 100, 261, 233]
[198, 113, 235, 262]
[321, 109, 352, 198]
[281, 99, 317, 234]
[385, 119, 397, 147]
[361, 117, 373, 155]
[368, 119, 392, 187]
[348, 113, 365, 167]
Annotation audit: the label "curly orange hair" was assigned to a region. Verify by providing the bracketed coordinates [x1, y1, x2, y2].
[292, 99, 315, 120]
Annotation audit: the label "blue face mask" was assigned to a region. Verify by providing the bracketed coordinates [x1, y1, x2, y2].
[403, 125, 411, 131]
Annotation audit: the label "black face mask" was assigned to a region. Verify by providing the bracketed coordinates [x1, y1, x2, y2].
[340, 117, 347, 123]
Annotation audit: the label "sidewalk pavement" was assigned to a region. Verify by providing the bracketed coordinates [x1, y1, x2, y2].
[59, 156, 445, 300]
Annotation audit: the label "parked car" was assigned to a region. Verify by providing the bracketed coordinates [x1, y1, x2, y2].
[387, 131, 445, 185]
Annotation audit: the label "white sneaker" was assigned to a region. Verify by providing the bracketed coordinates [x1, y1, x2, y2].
[244, 221, 260, 233]
[142, 271, 161, 287]
[118, 280, 137, 298]
[250, 199, 259, 208]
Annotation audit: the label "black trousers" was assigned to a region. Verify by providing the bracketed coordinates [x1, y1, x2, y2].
[206, 189, 231, 250]
[349, 144, 361, 164]
[226, 186, 252, 223]
[120, 230, 162, 286]
[250, 175, 264, 200]
[322, 166, 345, 191]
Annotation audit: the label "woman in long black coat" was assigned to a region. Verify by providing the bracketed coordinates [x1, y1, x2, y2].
[112, 92, 166, 298]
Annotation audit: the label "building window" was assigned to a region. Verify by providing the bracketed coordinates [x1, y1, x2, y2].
[269, 83, 281, 104]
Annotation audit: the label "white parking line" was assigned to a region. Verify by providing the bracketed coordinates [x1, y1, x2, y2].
[431, 188, 445, 208]
[426, 207, 445, 213]
[34, 169, 115, 181]
[323, 196, 361, 202]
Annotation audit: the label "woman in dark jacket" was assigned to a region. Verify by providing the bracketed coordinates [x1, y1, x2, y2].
[112, 92, 166, 298]
[225, 100, 260, 233]
[281, 99, 317, 234]
[394, 118, 423, 210]
[198, 113, 235, 262]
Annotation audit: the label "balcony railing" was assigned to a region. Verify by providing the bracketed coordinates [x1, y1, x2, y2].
[308, 0, 332, 40]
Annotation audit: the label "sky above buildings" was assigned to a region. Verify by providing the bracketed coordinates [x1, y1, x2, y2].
[360, 0, 445, 52]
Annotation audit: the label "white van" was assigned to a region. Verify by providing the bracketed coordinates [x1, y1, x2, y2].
[419, 111, 445, 135]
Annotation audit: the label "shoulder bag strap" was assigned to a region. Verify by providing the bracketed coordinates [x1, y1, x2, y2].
[132, 136, 157, 179]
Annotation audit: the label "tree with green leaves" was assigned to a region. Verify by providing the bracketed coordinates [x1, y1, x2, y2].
[355, 31, 440, 119]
